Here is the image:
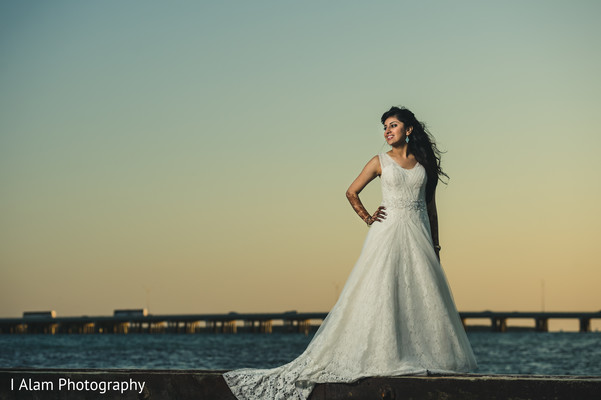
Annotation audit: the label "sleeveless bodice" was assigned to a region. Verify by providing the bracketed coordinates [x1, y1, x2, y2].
[378, 153, 427, 213]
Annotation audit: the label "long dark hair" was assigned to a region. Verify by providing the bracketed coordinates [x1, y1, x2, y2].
[381, 106, 448, 203]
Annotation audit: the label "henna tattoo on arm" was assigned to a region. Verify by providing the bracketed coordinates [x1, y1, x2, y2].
[346, 192, 372, 223]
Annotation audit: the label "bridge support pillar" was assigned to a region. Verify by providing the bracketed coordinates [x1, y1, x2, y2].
[82, 323, 94, 334]
[186, 321, 201, 333]
[150, 321, 166, 333]
[244, 320, 257, 333]
[298, 320, 311, 335]
[491, 318, 507, 332]
[222, 320, 237, 334]
[114, 322, 129, 334]
[535, 318, 549, 332]
[283, 319, 294, 333]
[579, 318, 591, 333]
[259, 320, 273, 333]
[10, 324, 27, 334]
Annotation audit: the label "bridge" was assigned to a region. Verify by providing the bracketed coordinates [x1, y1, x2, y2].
[459, 311, 600, 332]
[0, 310, 599, 334]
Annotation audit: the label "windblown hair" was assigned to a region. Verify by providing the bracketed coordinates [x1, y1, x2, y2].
[381, 106, 448, 203]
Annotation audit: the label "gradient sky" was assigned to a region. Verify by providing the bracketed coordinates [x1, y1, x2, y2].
[1, 1, 600, 330]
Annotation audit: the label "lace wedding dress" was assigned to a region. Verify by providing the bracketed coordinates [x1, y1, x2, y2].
[223, 153, 477, 399]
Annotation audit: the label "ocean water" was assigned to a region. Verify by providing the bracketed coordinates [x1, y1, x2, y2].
[1, 332, 600, 375]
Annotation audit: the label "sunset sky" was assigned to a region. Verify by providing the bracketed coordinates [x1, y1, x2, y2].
[1, 1, 600, 331]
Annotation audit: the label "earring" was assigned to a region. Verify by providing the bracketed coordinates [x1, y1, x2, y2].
[405, 136, 410, 144]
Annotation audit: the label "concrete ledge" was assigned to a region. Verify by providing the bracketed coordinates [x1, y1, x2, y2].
[1, 369, 600, 400]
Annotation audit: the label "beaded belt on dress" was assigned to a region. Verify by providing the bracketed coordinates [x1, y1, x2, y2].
[382, 199, 426, 211]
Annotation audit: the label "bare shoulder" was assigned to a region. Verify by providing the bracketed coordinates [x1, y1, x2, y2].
[363, 154, 382, 176]
[347, 155, 382, 194]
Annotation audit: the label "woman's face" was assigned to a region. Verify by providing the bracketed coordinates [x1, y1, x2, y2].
[383, 117, 411, 146]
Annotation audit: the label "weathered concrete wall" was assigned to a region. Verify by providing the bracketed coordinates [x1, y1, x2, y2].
[1, 369, 599, 400]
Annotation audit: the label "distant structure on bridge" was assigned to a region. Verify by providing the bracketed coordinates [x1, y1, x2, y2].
[113, 308, 148, 317]
[0, 310, 599, 334]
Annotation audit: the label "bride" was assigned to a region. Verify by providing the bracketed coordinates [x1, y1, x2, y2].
[223, 106, 478, 399]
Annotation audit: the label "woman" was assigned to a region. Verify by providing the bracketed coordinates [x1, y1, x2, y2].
[224, 106, 477, 400]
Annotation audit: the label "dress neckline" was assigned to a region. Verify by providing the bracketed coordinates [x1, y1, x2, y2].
[384, 152, 420, 171]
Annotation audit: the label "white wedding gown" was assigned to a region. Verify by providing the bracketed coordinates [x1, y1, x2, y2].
[223, 153, 477, 399]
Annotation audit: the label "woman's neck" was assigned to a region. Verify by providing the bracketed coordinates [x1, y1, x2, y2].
[389, 144, 409, 158]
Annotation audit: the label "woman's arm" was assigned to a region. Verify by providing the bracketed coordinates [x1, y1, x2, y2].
[427, 191, 441, 259]
[345, 156, 386, 226]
